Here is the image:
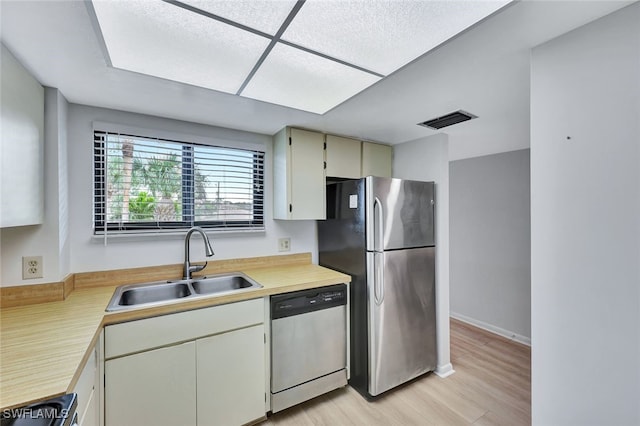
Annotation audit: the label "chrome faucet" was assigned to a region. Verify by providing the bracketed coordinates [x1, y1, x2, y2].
[183, 227, 214, 280]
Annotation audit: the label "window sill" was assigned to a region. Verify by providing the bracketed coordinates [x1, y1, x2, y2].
[91, 228, 265, 243]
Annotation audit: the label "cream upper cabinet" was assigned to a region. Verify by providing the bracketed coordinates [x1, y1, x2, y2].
[325, 135, 361, 179]
[0, 44, 44, 227]
[273, 127, 325, 220]
[361, 142, 393, 178]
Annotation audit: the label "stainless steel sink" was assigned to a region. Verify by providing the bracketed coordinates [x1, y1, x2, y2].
[106, 272, 262, 312]
[191, 274, 259, 295]
[119, 282, 191, 306]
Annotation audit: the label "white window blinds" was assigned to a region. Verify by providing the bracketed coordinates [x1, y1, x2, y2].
[94, 130, 264, 234]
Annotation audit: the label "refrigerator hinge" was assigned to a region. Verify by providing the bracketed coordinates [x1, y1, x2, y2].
[289, 137, 292, 146]
[324, 161, 327, 170]
[323, 142, 327, 150]
[289, 204, 292, 213]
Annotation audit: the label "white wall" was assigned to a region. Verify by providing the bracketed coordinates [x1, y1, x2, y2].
[65, 104, 317, 274]
[1, 88, 69, 285]
[450, 149, 531, 344]
[531, 3, 640, 425]
[393, 133, 453, 377]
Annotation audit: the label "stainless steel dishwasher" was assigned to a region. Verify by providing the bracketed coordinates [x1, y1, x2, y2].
[270, 284, 348, 413]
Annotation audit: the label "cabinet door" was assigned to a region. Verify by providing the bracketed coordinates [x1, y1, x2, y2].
[105, 341, 196, 426]
[326, 135, 361, 178]
[197, 324, 266, 426]
[1, 45, 44, 227]
[289, 128, 326, 219]
[80, 389, 98, 426]
[74, 344, 99, 426]
[362, 142, 392, 178]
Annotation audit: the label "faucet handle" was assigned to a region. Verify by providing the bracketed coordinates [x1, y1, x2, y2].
[189, 262, 208, 275]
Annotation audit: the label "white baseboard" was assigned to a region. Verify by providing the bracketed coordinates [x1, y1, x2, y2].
[450, 312, 531, 346]
[434, 363, 455, 378]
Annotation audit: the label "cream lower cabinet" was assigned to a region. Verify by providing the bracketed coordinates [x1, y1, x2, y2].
[104, 299, 265, 426]
[74, 331, 103, 426]
[197, 324, 265, 426]
[105, 342, 197, 426]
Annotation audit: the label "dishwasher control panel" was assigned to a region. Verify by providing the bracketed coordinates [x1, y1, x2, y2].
[271, 284, 347, 319]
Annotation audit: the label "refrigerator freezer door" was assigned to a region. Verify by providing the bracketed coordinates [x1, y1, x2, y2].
[319, 180, 367, 274]
[365, 176, 435, 251]
[367, 246, 437, 396]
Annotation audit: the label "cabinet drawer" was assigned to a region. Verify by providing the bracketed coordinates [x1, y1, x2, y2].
[106, 298, 264, 358]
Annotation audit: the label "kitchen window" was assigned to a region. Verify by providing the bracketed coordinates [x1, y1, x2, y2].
[93, 130, 264, 235]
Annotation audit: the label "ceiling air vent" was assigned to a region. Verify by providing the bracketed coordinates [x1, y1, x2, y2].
[418, 110, 477, 130]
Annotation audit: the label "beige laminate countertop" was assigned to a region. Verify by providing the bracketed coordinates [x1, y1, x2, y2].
[0, 263, 350, 409]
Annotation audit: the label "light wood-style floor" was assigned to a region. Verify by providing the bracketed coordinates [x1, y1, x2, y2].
[262, 318, 531, 425]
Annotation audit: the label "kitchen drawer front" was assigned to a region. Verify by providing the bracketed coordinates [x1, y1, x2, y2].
[105, 298, 264, 358]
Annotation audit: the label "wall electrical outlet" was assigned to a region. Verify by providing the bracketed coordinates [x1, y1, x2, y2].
[22, 256, 43, 279]
[278, 238, 291, 252]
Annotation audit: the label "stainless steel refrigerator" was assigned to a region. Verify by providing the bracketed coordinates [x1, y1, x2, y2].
[318, 176, 437, 398]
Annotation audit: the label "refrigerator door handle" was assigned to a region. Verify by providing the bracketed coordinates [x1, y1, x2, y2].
[365, 177, 374, 251]
[432, 197, 436, 223]
[374, 252, 384, 305]
[374, 197, 384, 252]
[373, 197, 385, 305]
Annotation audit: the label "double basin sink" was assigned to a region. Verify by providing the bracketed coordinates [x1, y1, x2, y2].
[106, 272, 262, 312]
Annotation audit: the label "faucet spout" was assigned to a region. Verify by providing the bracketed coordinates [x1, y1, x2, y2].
[183, 227, 214, 280]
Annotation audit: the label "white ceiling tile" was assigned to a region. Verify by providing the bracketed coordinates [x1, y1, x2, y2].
[241, 43, 381, 114]
[282, 0, 512, 75]
[180, 0, 298, 35]
[92, 0, 270, 94]
[3, 0, 629, 157]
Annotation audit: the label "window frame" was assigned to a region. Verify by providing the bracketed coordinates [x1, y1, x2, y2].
[93, 125, 265, 235]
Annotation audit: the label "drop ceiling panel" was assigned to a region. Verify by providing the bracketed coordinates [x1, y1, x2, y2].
[92, 0, 270, 94]
[180, 0, 298, 35]
[282, 0, 512, 75]
[241, 43, 381, 114]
